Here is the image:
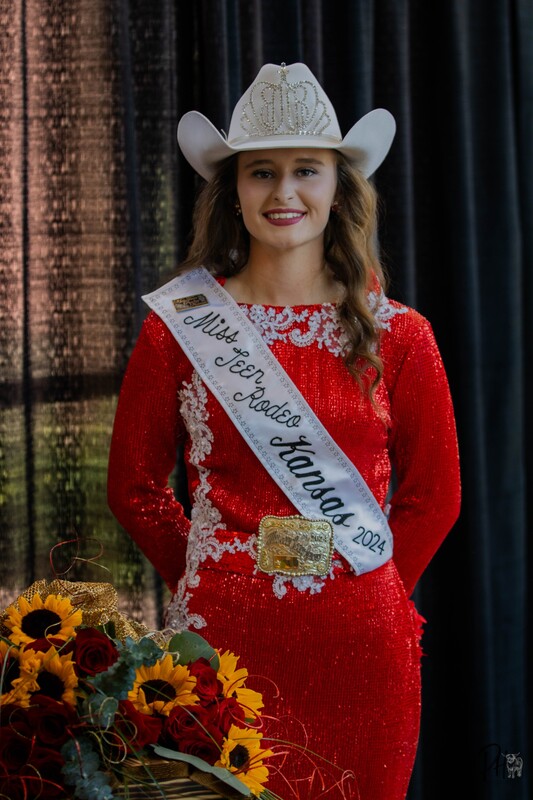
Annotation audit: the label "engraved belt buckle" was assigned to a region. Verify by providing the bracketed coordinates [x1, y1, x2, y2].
[257, 515, 334, 577]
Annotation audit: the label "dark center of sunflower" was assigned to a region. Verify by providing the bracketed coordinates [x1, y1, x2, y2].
[229, 744, 249, 770]
[36, 671, 66, 700]
[21, 609, 62, 639]
[143, 679, 176, 705]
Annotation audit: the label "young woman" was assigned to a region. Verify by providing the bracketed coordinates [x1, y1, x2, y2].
[108, 62, 461, 800]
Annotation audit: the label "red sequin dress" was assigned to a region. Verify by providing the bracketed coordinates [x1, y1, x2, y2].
[108, 280, 461, 800]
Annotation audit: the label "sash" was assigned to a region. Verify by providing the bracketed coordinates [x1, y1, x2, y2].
[142, 267, 393, 576]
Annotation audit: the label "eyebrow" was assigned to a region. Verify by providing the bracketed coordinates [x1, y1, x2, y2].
[241, 156, 327, 168]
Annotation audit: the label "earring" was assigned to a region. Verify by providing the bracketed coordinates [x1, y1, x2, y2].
[331, 202, 340, 214]
[234, 202, 242, 216]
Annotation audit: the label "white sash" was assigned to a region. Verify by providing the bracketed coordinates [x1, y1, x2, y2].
[142, 267, 393, 576]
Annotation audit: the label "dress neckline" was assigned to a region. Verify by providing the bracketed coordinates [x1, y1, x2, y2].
[216, 276, 339, 311]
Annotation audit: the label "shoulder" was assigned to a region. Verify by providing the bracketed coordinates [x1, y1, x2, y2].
[372, 291, 444, 386]
[140, 309, 176, 343]
[370, 287, 432, 340]
[135, 310, 186, 367]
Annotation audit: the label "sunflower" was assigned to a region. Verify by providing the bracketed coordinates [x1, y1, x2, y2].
[4, 592, 82, 646]
[0, 640, 38, 707]
[216, 723, 274, 797]
[128, 653, 199, 716]
[217, 650, 264, 719]
[26, 645, 79, 707]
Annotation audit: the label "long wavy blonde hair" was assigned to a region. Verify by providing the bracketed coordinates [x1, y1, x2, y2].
[178, 152, 388, 396]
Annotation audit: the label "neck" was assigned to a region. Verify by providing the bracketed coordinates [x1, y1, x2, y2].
[224, 249, 342, 306]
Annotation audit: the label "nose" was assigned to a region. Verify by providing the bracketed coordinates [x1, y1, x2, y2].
[273, 173, 295, 202]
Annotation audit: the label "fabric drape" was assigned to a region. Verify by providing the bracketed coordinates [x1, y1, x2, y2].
[0, 1, 531, 798]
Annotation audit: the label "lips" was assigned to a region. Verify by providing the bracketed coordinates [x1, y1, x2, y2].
[263, 208, 306, 225]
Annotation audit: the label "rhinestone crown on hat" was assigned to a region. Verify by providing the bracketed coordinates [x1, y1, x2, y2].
[238, 63, 334, 141]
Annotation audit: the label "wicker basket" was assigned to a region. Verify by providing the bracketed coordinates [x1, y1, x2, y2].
[110, 756, 250, 800]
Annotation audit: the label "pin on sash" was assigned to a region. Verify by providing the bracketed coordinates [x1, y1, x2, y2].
[172, 294, 209, 312]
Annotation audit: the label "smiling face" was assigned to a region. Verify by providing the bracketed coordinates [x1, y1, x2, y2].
[236, 148, 338, 259]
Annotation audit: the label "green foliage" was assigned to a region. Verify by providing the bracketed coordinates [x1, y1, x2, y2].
[62, 736, 115, 800]
[153, 746, 250, 796]
[168, 630, 220, 670]
[91, 635, 163, 698]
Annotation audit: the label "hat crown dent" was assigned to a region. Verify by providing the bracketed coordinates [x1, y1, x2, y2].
[228, 62, 342, 145]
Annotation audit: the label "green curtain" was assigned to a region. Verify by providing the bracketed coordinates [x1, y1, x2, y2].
[0, 1, 531, 798]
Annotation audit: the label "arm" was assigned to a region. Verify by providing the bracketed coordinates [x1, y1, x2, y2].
[107, 313, 191, 593]
[387, 314, 461, 597]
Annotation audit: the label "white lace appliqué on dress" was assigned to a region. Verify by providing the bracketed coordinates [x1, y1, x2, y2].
[243, 304, 347, 354]
[270, 558, 344, 599]
[164, 373, 255, 630]
[242, 289, 408, 353]
[368, 287, 408, 331]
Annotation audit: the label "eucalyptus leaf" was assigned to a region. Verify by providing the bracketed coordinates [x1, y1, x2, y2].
[84, 693, 119, 729]
[167, 630, 220, 670]
[152, 745, 251, 796]
[90, 658, 135, 699]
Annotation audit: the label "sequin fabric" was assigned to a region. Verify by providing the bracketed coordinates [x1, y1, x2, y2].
[107, 281, 461, 800]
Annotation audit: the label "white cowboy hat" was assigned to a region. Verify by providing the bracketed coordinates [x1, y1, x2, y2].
[177, 62, 396, 182]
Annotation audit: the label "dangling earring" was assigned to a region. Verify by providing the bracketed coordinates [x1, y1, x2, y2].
[330, 201, 340, 214]
[234, 202, 242, 216]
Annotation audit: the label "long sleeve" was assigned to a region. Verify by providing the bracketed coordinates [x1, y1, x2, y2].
[107, 313, 192, 593]
[386, 312, 461, 597]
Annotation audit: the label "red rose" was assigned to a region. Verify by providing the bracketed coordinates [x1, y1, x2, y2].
[0, 726, 32, 770]
[162, 705, 223, 765]
[0, 704, 31, 734]
[163, 704, 212, 740]
[177, 735, 222, 765]
[27, 744, 64, 768]
[212, 695, 246, 735]
[117, 700, 163, 752]
[0, 773, 28, 800]
[27, 696, 78, 747]
[27, 636, 75, 655]
[73, 627, 119, 676]
[26, 747, 66, 798]
[188, 658, 222, 703]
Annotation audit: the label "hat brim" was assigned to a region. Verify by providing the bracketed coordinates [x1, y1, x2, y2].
[177, 108, 395, 182]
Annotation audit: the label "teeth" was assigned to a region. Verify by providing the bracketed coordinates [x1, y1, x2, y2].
[267, 212, 303, 219]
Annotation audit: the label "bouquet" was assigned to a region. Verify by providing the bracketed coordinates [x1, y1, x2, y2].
[0, 579, 281, 800]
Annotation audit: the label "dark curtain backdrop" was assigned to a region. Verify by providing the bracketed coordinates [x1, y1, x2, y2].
[0, 1, 531, 798]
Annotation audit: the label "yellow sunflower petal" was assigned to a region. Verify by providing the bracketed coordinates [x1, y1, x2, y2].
[0, 682, 33, 707]
[4, 592, 82, 646]
[234, 686, 264, 717]
[28, 646, 79, 707]
[17, 596, 34, 616]
[128, 653, 199, 715]
[0, 641, 36, 707]
[216, 725, 274, 797]
[217, 650, 249, 694]
[225, 724, 274, 757]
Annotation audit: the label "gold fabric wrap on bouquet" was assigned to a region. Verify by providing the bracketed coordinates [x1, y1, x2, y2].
[0, 579, 150, 641]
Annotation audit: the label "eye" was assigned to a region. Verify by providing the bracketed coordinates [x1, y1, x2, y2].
[251, 169, 274, 179]
[296, 167, 317, 177]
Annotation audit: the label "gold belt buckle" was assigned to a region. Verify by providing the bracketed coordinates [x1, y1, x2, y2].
[257, 515, 334, 577]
